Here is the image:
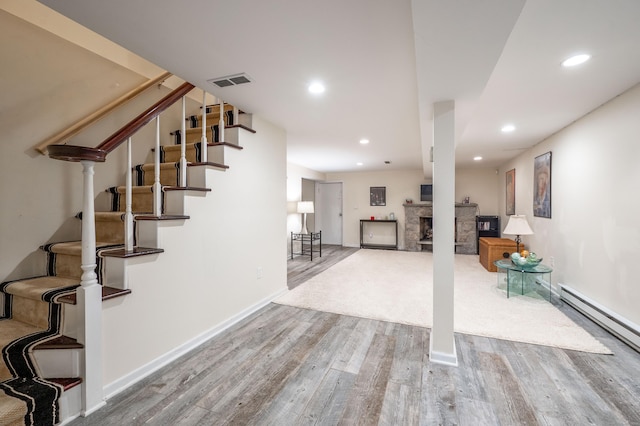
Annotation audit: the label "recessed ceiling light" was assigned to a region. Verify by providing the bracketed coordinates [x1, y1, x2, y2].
[308, 81, 326, 94]
[501, 124, 516, 133]
[473, 156, 483, 161]
[357, 162, 363, 166]
[562, 54, 591, 67]
[359, 139, 370, 145]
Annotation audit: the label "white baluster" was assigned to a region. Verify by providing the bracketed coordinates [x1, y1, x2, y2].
[201, 90, 208, 163]
[124, 137, 134, 251]
[233, 106, 239, 126]
[180, 96, 187, 187]
[153, 117, 162, 217]
[78, 160, 105, 414]
[219, 98, 225, 143]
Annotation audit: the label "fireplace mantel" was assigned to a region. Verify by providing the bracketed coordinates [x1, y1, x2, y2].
[403, 203, 478, 253]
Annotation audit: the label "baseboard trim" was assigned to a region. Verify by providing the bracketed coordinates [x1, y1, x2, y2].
[103, 287, 288, 400]
[429, 338, 458, 367]
[560, 283, 640, 352]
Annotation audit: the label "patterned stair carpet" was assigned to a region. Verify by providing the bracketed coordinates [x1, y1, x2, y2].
[0, 278, 78, 425]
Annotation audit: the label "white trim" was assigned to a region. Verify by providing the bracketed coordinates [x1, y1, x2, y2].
[102, 287, 288, 399]
[560, 283, 640, 352]
[429, 336, 458, 367]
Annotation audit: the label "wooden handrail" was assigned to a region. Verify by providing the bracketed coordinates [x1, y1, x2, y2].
[48, 82, 195, 162]
[35, 72, 172, 155]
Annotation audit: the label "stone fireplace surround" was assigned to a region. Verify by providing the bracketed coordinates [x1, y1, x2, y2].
[404, 203, 478, 254]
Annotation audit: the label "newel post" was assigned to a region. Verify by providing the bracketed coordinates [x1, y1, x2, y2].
[78, 160, 105, 415]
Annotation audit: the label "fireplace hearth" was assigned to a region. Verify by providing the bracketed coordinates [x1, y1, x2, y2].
[404, 203, 477, 253]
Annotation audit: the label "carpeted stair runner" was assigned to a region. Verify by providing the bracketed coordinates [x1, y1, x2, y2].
[0, 278, 79, 425]
[1, 103, 250, 423]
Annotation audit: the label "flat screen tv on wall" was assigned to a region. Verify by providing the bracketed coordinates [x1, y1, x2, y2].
[420, 184, 433, 202]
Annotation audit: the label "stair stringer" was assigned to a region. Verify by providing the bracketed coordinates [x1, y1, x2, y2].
[95, 118, 288, 400]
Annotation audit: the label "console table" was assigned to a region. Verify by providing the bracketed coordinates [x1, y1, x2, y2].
[359, 220, 398, 250]
[494, 259, 553, 301]
[291, 231, 322, 260]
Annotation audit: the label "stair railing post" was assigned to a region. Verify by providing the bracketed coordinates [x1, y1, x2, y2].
[124, 137, 134, 251]
[219, 98, 225, 143]
[179, 96, 187, 187]
[153, 117, 162, 217]
[78, 160, 105, 415]
[201, 90, 208, 163]
[233, 106, 239, 126]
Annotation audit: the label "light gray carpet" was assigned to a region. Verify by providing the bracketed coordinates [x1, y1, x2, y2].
[275, 249, 612, 354]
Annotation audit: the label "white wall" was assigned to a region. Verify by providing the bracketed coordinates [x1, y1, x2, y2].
[498, 83, 640, 325]
[102, 116, 288, 389]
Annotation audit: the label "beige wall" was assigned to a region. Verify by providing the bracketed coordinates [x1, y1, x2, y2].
[323, 168, 500, 249]
[498, 83, 640, 326]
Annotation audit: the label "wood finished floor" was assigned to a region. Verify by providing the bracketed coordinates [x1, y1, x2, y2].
[71, 246, 640, 425]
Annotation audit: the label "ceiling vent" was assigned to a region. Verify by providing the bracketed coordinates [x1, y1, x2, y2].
[207, 73, 252, 88]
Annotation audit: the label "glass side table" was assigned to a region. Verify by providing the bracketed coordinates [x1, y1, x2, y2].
[494, 259, 553, 301]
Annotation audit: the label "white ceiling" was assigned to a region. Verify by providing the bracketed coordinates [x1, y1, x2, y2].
[38, 0, 640, 177]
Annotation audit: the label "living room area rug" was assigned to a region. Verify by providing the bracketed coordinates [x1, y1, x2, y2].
[275, 249, 612, 354]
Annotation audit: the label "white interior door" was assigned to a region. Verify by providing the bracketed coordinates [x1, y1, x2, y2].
[316, 182, 343, 245]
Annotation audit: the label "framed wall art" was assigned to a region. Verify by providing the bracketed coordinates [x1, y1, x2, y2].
[506, 168, 515, 215]
[533, 152, 551, 218]
[370, 187, 386, 206]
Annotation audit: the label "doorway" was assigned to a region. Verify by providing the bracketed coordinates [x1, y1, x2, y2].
[316, 182, 343, 245]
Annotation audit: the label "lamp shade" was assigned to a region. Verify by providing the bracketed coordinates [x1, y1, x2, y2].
[503, 215, 533, 236]
[297, 201, 314, 214]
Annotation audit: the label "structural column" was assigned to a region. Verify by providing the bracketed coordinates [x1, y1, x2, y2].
[430, 100, 458, 366]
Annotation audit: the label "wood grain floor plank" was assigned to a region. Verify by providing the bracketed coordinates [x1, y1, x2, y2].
[205, 314, 341, 424]
[297, 368, 356, 425]
[338, 333, 396, 425]
[252, 326, 353, 424]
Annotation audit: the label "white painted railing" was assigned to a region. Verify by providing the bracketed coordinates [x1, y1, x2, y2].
[201, 91, 208, 163]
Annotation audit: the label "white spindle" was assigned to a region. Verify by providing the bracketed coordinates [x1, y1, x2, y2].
[201, 91, 208, 163]
[153, 117, 162, 217]
[78, 160, 105, 414]
[180, 96, 187, 187]
[124, 137, 134, 251]
[219, 98, 225, 143]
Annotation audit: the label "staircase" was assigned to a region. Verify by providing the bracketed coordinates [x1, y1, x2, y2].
[0, 95, 254, 424]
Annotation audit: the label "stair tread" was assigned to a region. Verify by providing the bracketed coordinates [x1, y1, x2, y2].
[188, 161, 229, 169]
[46, 377, 82, 391]
[0, 276, 79, 303]
[136, 162, 181, 170]
[57, 286, 131, 304]
[0, 318, 43, 347]
[100, 246, 164, 258]
[34, 335, 83, 350]
[135, 214, 190, 220]
[40, 241, 123, 255]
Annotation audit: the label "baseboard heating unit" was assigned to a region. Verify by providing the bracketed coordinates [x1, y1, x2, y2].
[560, 284, 640, 353]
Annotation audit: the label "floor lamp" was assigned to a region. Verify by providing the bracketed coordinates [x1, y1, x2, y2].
[297, 201, 314, 234]
[503, 214, 533, 253]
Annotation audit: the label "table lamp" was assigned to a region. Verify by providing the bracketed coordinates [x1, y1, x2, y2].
[503, 214, 533, 253]
[297, 201, 314, 234]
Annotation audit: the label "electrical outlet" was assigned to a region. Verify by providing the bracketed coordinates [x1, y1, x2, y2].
[369, 233, 373, 239]
[257, 267, 263, 279]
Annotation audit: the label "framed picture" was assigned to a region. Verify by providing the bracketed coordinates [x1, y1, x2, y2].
[506, 169, 515, 215]
[533, 152, 551, 218]
[370, 186, 386, 206]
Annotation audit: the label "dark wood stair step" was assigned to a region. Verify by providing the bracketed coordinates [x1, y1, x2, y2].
[34, 335, 83, 350]
[58, 286, 132, 304]
[47, 377, 83, 391]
